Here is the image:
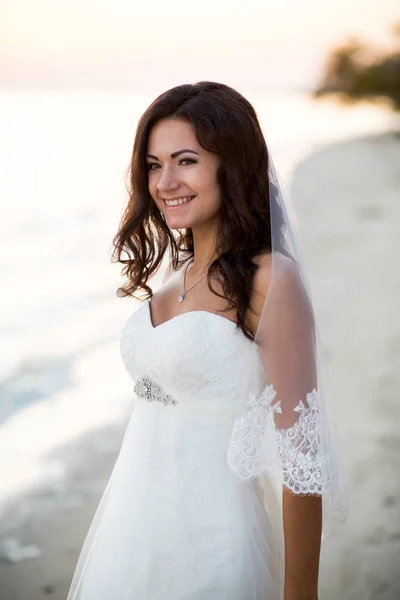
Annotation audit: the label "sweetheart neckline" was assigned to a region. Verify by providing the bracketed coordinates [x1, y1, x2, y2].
[145, 298, 239, 332]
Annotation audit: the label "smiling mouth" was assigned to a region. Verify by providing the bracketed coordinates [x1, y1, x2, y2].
[163, 195, 196, 207]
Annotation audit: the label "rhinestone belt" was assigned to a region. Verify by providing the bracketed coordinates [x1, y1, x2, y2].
[133, 375, 178, 406]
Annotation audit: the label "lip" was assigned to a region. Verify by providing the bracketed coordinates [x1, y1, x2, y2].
[163, 195, 196, 209]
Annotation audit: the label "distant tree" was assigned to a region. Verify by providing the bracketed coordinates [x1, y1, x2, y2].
[392, 22, 400, 39]
[314, 23, 400, 111]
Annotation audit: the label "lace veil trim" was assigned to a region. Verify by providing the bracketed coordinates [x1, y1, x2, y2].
[227, 386, 329, 496]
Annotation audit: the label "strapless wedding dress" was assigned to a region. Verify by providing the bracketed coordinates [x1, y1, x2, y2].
[65, 299, 284, 600]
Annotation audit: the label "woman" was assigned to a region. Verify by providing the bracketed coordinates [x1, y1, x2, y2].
[66, 81, 347, 600]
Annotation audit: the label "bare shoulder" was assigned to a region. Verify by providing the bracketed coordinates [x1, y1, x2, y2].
[251, 251, 273, 298]
[245, 251, 300, 335]
[244, 251, 273, 335]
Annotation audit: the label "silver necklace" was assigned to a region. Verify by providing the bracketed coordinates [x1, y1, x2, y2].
[178, 259, 208, 303]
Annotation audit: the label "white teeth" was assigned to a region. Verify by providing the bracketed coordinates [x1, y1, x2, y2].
[164, 196, 195, 206]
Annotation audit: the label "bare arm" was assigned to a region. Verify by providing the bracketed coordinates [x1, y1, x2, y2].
[282, 490, 322, 600]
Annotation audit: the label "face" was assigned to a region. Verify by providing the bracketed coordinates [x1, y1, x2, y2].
[146, 118, 221, 230]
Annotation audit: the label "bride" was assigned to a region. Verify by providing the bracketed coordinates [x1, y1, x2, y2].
[65, 81, 348, 600]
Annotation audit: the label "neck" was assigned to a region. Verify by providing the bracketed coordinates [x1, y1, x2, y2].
[189, 225, 220, 275]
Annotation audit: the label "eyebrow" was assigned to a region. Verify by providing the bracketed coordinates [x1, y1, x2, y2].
[146, 149, 199, 160]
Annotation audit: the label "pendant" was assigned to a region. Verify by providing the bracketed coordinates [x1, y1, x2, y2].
[178, 291, 185, 302]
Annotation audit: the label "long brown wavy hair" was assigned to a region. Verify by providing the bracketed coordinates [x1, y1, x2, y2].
[111, 81, 285, 342]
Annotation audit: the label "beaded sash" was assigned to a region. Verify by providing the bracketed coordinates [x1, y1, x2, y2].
[133, 375, 178, 406]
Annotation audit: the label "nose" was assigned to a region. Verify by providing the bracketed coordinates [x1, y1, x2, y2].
[156, 165, 180, 195]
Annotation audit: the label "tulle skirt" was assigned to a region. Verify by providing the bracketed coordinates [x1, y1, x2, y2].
[65, 402, 284, 600]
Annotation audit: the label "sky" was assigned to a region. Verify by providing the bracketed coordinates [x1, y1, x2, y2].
[1, 0, 399, 90]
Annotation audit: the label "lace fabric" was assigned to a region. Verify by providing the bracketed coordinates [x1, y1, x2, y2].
[276, 388, 327, 495]
[227, 384, 280, 480]
[227, 387, 329, 496]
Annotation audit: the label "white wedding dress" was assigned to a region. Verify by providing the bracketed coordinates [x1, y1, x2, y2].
[66, 298, 284, 600]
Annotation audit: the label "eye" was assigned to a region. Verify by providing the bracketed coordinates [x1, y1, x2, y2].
[146, 158, 196, 172]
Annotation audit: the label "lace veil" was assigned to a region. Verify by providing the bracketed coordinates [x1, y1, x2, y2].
[224, 145, 349, 543]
